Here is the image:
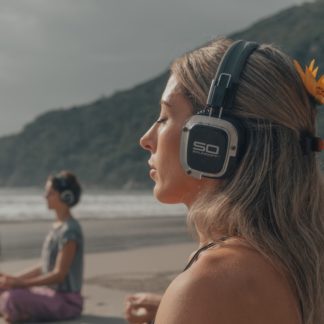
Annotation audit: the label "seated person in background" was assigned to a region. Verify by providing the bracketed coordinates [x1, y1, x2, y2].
[0, 170, 84, 323]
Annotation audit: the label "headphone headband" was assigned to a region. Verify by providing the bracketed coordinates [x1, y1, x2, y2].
[52, 176, 70, 193]
[207, 40, 259, 115]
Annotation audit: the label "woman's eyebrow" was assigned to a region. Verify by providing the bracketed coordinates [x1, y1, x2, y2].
[160, 99, 173, 108]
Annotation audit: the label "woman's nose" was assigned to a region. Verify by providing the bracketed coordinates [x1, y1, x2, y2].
[139, 125, 155, 152]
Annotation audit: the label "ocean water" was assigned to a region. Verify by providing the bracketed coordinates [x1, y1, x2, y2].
[0, 188, 186, 222]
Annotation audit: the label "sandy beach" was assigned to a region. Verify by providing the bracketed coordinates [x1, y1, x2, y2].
[0, 216, 197, 323]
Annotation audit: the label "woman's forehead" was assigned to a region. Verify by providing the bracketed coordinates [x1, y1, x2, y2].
[161, 75, 180, 103]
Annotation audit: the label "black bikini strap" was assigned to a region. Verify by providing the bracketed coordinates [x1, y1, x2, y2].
[183, 237, 228, 272]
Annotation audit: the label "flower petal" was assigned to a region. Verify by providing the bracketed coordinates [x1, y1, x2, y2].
[305, 70, 317, 95]
[312, 66, 319, 78]
[309, 59, 315, 72]
[318, 75, 324, 86]
[293, 60, 306, 81]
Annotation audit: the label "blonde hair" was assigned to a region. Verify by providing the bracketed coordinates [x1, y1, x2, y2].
[171, 38, 324, 324]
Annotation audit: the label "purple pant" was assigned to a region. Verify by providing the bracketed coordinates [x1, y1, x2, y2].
[0, 286, 83, 322]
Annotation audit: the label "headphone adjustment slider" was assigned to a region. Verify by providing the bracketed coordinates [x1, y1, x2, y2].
[207, 73, 232, 112]
[217, 73, 232, 88]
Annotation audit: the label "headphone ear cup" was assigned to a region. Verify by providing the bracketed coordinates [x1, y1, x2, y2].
[60, 190, 75, 206]
[180, 114, 246, 179]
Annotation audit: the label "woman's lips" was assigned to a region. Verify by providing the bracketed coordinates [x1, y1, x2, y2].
[148, 160, 157, 179]
[149, 168, 157, 179]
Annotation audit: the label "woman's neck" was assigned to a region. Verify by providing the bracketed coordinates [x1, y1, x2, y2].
[55, 208, 72, 223]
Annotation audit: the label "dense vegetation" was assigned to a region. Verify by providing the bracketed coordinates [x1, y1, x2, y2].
[0, 0, 322, 188]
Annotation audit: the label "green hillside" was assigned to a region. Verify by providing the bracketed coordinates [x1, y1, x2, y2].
[0, 0, 322, 188]
[0, 72, 169, 188]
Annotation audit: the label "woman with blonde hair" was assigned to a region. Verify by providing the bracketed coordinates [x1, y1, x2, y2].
[125, 38, 324, 324]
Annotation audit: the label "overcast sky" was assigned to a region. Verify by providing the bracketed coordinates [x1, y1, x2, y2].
[0, 0, 306, 136]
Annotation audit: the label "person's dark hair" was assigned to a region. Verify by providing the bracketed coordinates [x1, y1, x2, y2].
[48, 171, 82, 207]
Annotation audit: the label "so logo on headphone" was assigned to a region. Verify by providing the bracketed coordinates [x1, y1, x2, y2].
[192, 141, 220, 157]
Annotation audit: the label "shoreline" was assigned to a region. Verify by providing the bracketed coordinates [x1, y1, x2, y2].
[0, 213, 185, 224]
[0, 215, 193, 261]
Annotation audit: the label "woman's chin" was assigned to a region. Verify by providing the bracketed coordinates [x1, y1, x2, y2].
[153, 185, 182, 205]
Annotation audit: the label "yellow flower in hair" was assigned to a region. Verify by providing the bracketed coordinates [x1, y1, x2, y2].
[293, 59, 324, 105]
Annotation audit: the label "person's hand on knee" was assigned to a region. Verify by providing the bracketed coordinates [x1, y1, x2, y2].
[124, 292, 162, 323]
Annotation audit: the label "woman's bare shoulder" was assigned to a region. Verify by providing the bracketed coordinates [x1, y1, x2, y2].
[155, 238, 302, 324]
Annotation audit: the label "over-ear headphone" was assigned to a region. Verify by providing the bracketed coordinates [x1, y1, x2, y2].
[180, 40, 259, 179]
[52, 176, 75, 207]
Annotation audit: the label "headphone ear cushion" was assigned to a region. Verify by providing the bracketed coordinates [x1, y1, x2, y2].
[222, 115, 247, 176]
[60, 190, 75, 206]
[224, 115, 247, 156]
